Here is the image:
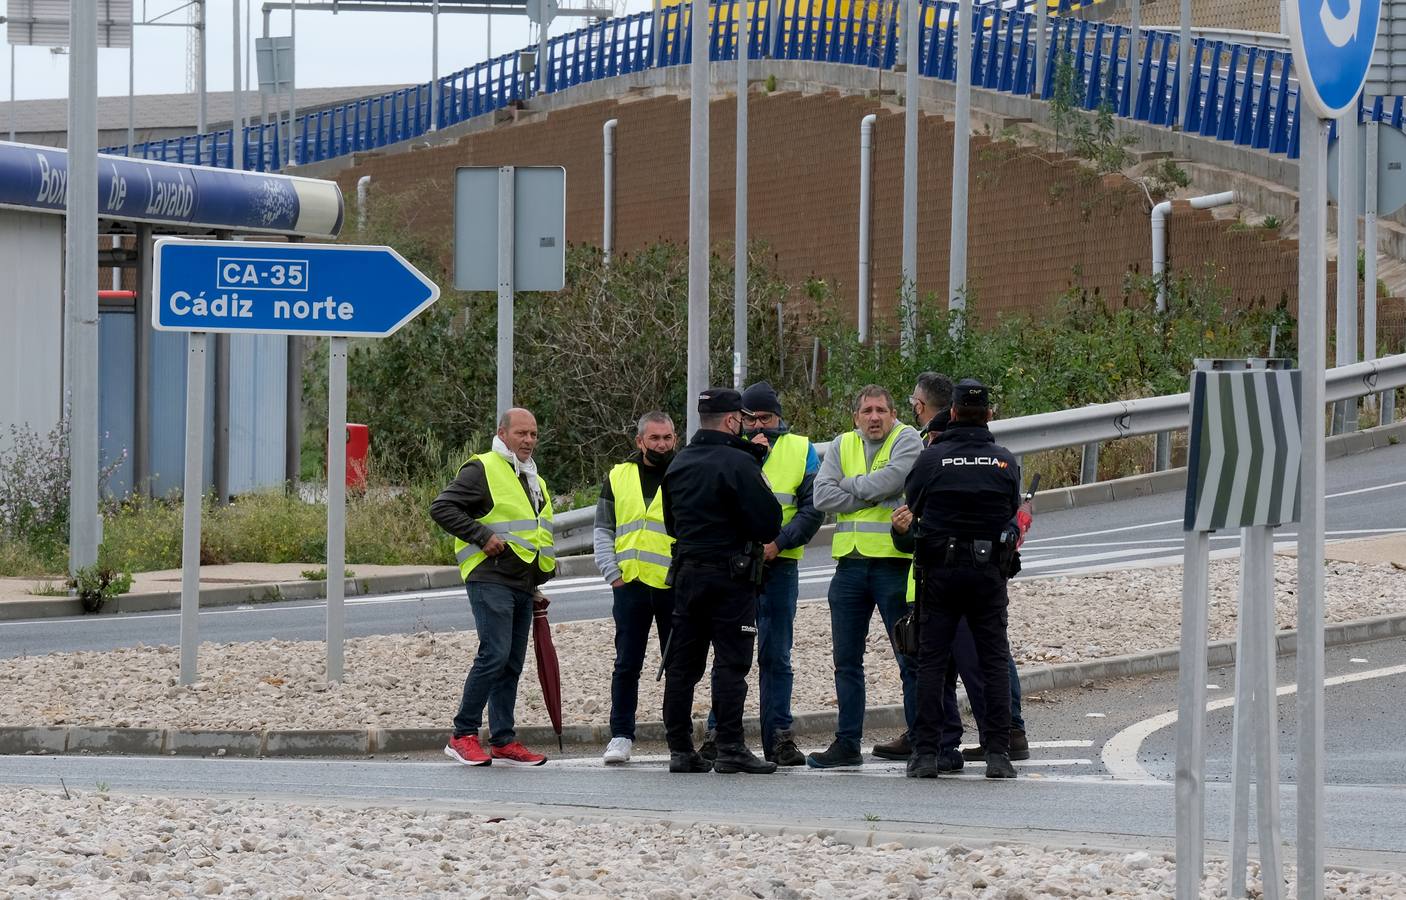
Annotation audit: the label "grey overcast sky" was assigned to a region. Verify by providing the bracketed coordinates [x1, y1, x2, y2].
[4, 1, 650, 102]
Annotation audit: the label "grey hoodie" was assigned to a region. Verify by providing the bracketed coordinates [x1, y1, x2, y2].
[812, 424, 923, 515]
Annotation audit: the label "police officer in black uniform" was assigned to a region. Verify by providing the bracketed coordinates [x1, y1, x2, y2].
[661, 388, 783, 775]
[902, 379, 1022, 780]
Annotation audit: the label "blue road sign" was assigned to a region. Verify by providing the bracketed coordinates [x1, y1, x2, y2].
[152, 238, 440, 338]
[1288, 0, 1383, 118]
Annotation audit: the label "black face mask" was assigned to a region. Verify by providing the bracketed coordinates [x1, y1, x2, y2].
[743, 426, 785, 444]
[643, 447, 675, 468]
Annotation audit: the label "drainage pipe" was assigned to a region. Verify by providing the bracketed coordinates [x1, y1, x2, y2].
[356, 175, 371, 233]
[603, 118, 617, 263]
[1152, 191, 1236, 311]
[858, 113, 877, 343]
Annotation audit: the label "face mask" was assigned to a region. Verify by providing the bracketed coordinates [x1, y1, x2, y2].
[643, 447, 675, 468]
[744, 427, 785, 443]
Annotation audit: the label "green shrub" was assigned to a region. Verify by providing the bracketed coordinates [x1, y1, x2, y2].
[68, 563, 132, 614]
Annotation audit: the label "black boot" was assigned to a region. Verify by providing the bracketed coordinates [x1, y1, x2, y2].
[985, 751, 1017, 779]
[669, 750, 712, 774]
[1008, 728, 1030, 761]
[871, 733, 912, 761]
[713, 743, 778, 774]
[905, 753, 938, 778]
[699, 729, 718, 763]
[935, 748, 964, 773]
[770, 729, 806, 767]
[805, 740, 863, 769]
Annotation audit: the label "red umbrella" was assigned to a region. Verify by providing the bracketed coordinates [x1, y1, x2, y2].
[532, 593, 564, 752]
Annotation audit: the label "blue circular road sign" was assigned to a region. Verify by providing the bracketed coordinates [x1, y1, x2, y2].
[1288, 0, 1383, 118]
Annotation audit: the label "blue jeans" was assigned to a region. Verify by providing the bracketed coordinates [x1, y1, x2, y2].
[452, 582, 534, 746]
[828, 556, 916, 751]
[608, 580, 674, 740]
[706, 561, 800, 754]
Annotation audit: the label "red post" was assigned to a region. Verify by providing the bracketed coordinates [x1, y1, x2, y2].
[345, 424, 370, 493]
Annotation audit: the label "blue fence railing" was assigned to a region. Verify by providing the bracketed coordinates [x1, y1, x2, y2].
[102, 1, 1406, 171]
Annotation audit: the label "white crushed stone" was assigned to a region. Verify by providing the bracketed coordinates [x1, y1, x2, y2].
[1, 787, 1401, 899]
[0, 558, 1400, 731]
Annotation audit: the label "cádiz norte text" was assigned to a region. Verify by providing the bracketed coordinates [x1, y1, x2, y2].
[167, 291, 355, 321]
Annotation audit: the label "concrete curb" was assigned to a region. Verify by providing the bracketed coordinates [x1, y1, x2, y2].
[3, 610, 1403, 759]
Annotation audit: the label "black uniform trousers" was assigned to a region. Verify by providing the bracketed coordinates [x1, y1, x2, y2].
[913, 561, 1012, 758]
[662, 559, 759, 752]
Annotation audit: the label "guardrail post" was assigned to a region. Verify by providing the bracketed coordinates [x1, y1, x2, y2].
[1155, 430, 1172, 471]
[1080, 442, 1100, 484]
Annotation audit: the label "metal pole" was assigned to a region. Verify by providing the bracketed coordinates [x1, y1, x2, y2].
[859, 113, 877, 344]
[1249, 524, 1284, 900]
[1035, 0, 1048, 98]
[233, 0, 244, 170]
[1129, 0, 1141, 112]
[538, 20, 549, 96]
[261, 10, 270, 137]
[127, 31, 136, 155]
[135, 226, 154, 498]
[1365, 118, 1379, 372]
[603, 119, 617, 262]
[686, 0, 710, 438]
[497, 166, 516, 420]
[66, 0, 100, 576]
[1333, 113, 1360, 433]
[1079, 441, 1099, 484]
[1178, 0, 1191, 130]
[1296, 117, 1329, 900]
[214, 333, 230, 504]
[178, 333, 208, 686]
[1173, 529, 1210, 899]
[197, 0, 208, 134]
[1155, 431, 1171, 470]
[900, 0, 920, 354]
[8, 43, 15, 142]
[1227, 539, 1253, 899]
[431, 0, 440, 131]
[270, 26, 283, 169]
[286, 336, 302, 486]
[948, 0, 973, 326]
[289, 0, 298, 165]
[734, 0, 750, 390]
[326, 336, 347, 682]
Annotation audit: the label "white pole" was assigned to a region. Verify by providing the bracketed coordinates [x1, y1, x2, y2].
[289, 0, 298, 165]
[686, 0, 710, 438]
[1334, 114, 1360, 433]
[1227, 545, 1253, 899]
[431, 0, 440, 131]
[603, 119, 617, 262]
[197, 0, 208, 134]
[948, 0, 973, 325]
[326, 337, 347, 682]
[233, 0, 244, 170]
[1035, 0, 1048, 97]
[1249, 524, 1284, 900]
[66, 0, 100, 576]
[1173, 529, 1210, 899]
[8, 43, 15, 142]
[127, 33, 136, 154]
[497, 166, 516, 420]
[1296, 117, 1329, 900]
[178, 333, 208, 686]
[734, 0, 749, 389]
[1365, 118, 1378, 368]
[901, 0, 920, 353]
[1129, 0, 1140, 112]
[1178, 0, 1191, 130]
[859, 113, 877, 344]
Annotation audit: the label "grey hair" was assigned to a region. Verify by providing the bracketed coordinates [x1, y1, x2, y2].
[914, 372, 954, 409]
[636, 410, 674, 436]
[852, 384, 896, 414]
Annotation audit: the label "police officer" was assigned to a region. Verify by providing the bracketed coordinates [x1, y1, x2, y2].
[661, 388, 783, 775]
[903, 379, 1021, 780]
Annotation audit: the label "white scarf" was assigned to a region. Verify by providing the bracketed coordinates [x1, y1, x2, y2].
[492, 435, 543, 509]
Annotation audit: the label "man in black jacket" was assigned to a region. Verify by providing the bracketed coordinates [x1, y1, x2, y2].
[661, 388, 783, 775]
[904, 380, 1022, 780]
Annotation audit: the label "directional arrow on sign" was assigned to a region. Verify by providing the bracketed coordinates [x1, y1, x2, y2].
[153, 238, 441, 338]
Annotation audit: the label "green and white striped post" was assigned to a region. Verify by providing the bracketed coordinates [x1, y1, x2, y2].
[1176, 358, 1302, 900]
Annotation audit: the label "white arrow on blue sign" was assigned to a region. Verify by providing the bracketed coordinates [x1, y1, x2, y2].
[1287, 0, 1384, 118]
[152, 238, 440, 338]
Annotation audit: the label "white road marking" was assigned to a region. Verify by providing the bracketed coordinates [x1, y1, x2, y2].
[1101, 663, 1406, 781]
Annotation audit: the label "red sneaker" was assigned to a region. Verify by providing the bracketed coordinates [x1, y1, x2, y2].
[444, 734, 492, 766]
[491, 741, 547, 767]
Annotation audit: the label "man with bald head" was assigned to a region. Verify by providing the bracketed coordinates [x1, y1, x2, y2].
[431, 408, 557, 768]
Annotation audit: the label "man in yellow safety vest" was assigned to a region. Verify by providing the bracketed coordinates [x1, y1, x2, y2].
[595, 411, 678, 765]
[431, 407, 556, 768]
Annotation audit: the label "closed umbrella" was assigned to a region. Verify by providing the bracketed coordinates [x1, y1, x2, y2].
[531, 593, 564, 752]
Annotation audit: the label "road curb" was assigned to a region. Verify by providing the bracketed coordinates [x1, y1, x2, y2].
[5, 610, 1403, 759]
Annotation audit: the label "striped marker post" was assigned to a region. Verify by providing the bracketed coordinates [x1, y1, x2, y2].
[1175, 359, 1302, 900]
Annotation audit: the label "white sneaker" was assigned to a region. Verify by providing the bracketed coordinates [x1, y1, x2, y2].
[602, 736, 633, 764]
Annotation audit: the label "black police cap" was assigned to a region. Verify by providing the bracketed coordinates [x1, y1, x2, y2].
[953, 378, 990, 409]
[697, 387, 744, 414]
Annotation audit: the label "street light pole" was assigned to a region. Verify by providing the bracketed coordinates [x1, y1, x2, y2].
[233, 0, 244, 170]
[900, 0, 919, 354]
[734, 0, 749, 388]
[686, 0, 710, 437]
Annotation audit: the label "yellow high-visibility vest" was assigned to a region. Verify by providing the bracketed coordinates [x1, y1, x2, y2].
[454, 453, 556, 581]
[831, 424, 914, 560]
[761, 432, 811, 561]
[608, 461, 673, 589]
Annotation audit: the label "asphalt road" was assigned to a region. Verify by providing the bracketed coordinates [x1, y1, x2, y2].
[0, 442, 1401, 658]
[1, 636, 1401, 866]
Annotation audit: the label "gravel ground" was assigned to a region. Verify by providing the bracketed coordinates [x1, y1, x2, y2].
[2, 787, 1402, 898]
[0, 558, 1401, 731]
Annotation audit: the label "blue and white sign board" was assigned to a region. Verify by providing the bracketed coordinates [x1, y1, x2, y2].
[153, 239, 440, 338]
[1287, 0, 1384, 117]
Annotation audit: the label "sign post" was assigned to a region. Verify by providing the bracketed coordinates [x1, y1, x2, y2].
[1285, 0, 1381, 893]
[154, 239, 440, 685]
[1176, 358, 1302, 900]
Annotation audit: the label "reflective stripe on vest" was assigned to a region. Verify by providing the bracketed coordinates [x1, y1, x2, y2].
[832, 424, 914, 560]
[608, 461, 673, 589]
[761, 432, 811, 561]
[453, 453, 557, 581]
